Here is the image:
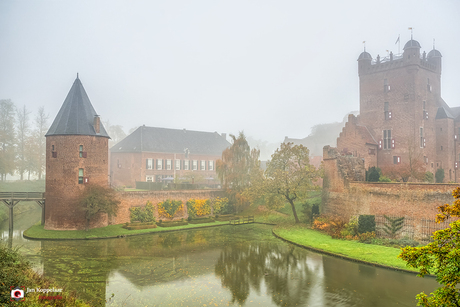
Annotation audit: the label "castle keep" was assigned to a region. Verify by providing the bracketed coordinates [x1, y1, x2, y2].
[337, 37, 460, 182]
[45, 76, 110, 230]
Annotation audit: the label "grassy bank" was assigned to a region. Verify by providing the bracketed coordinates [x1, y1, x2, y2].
[24, 220, 231, 240]
[0, 244, 91, 306]
[273, 225, 417, 272]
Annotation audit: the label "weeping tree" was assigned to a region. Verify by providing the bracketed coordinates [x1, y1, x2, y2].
[216, 132, 260, 213]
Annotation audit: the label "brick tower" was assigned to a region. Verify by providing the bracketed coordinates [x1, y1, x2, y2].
[45, 76, 110, 230]
[336, 36, 460, 182]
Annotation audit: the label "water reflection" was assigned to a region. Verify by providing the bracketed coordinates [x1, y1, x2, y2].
[1, 211, 440, 307]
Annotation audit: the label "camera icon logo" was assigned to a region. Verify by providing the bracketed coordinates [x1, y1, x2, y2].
[10, 286, 25, 302]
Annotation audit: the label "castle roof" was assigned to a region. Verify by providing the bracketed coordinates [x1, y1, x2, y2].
[428, 49, 442, 58]
[403, 39, 421, 50]
[435, 106, 454, 119]
[357, 51, 372, 61]
[111, 126, 230, 156]
[46, 77, 109, 138]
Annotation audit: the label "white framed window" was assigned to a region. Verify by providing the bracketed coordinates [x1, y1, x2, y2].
[200, 160, 206, 171]
[184, 160, 189, 170]
[146, 158, 153, 170]
[208, 160, 214, 171]
[175, 160, 181, 170]
[166, 159, 172, 170]
[78, 168, 84, 184]
[383, 129, 391, 150]
[192, 160, 198, 170]
[420, 127, 425, 148]
[157, 159, 163, 170]
[146, 176, 154, 182]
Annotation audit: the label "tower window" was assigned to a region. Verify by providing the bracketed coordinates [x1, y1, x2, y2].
[79, 145, 87, 158]
[383, 129, 392, 150]
[384, 79, 390, 92]
[393, 156, 401, 164]
[420, 128, 425, 148]
[78, 168, 84, 184]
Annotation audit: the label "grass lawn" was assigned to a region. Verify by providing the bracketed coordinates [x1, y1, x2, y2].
[273, 224, 417, 272]
[24, 220, 230, 240]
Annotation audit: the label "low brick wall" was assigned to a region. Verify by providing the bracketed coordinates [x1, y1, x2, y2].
[323, 181, 459, 240]
[111, 189, 225, 224]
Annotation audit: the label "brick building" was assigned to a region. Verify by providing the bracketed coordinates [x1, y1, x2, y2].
[45, 76, 110, 230]
[337, 37, 460, 182]
[110, 126, 230, 187]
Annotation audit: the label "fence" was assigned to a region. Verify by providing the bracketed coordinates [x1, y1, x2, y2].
[374, 214, 452, 241]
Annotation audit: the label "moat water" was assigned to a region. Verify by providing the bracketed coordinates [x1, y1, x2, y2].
[1, 208, 439, 306]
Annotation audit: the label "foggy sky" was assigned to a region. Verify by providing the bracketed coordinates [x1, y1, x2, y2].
[1, 0, 459, 144]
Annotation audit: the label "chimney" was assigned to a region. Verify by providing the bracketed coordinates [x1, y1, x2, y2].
[93, 115, 100, 134]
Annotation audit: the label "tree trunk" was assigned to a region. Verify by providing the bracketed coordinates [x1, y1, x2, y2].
[288, 199, 300, 223]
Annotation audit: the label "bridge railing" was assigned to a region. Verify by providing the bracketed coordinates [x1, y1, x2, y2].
[0, 192, 45, 200]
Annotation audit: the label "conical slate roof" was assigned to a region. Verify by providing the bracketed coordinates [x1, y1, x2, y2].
[46, 77, 109, 138]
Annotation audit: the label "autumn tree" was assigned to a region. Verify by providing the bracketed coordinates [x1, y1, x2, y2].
[216, 132, 260, 213]
[399, 187, 460, 306]
[382, 139, 425, 182]
[247, 143, 320, 223]
[79, 184, 120, 231]
[103, 120, 126, 148]
[0, 99, 16, 180]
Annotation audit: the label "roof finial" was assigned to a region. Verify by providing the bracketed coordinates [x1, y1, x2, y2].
[77, 72, 79, 79]
[363, 41, 366, 52]
[433, 38, 436, 50]
[408, 27, 413, 40]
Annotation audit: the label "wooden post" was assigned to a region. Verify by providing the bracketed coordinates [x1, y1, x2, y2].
[42, 203, 45, 225]
[9, 204, 13, 232]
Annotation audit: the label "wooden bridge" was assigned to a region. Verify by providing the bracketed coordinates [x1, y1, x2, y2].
[0, 192, 45, 231]
[229, 215, 255, 226]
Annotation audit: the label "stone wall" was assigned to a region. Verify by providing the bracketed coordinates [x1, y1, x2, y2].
[111, 189, 225, 224]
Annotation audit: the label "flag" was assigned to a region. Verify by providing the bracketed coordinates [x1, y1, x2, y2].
[395, 35, 400, 44]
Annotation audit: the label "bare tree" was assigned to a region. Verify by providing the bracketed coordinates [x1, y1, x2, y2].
[0, 100, 16, 180]
[33, 106, 48, 180]
[16, 105, 31, 180]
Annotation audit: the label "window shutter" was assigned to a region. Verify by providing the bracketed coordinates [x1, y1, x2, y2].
[455, 135, 458, 141]
[388, 111, 392, 119]
[397, 156, 401, 164]
[146, 159, 149, 169]
[82, 152, 87, 158]
[423, 138, 426, 148]
[391, 139, 395, 149]
[455, 162, 459, 170]
[84, 177, 89, 184]
[52, 152, 57, 158]
[378, 140, 382, 149]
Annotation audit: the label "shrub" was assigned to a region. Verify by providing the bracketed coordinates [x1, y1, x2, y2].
[157, 221, 188, 227]
[424, 171, 434, 183]
[366, 166, 381, 182]
[358, 215, 375, 234]
[357, 231, 376, 243]
[312, 215, 346, 238]
[129, 201, 155, 223]
[435, 168, 444, 183]
[378, 176, 392, 182]
[212, 197, 231, 214]
[158, 200, 183, 218]
[187, 199, 211, 217]
[340, 216, 359, 237]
